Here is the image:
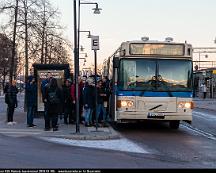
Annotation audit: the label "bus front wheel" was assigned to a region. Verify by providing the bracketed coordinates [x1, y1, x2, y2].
[169, 121, 180, 129]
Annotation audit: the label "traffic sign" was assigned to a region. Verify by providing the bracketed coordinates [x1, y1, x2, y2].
[91, 36, 99, 50]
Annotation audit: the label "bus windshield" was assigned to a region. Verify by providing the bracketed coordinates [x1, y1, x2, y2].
[119, 58, 192, 91]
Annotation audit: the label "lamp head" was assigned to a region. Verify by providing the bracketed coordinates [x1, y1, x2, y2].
[80, 45, 84, 52]
[93, 4, 102, 14]
[87, 33, 92, 38]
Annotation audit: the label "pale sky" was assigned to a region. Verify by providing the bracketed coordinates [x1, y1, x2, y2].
[52, 0, 216, 65]
[2, 0, 216, 65]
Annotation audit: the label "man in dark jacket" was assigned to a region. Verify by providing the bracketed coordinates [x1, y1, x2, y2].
[41, 72, 52, 130]
[26, 77, 37, 127]
[83, 78, 95, 126]
[5, 80, 18, 125]
[96, 80, 109, 127]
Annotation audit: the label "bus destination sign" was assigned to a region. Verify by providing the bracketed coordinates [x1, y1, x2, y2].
[130, 43, 184, 56]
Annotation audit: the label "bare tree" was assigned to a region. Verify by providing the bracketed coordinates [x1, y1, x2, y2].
[0, 0, 72, 81]
[0, 33, 15, 89]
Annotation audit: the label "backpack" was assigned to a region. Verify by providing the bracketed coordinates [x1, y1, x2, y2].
[48, 89, 60, 104]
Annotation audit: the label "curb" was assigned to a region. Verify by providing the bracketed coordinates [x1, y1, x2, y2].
[39, 127, 121, 140]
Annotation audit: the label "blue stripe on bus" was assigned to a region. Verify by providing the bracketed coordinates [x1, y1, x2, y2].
[117, 91, 193, 98]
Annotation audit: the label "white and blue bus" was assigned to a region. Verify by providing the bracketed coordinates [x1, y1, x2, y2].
[103, 37, 194, 129]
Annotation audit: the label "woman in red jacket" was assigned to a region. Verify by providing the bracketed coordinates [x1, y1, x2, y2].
[70, 76, 84, 124]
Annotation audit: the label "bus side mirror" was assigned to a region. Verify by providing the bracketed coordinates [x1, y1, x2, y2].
[113, 57, 120, 68]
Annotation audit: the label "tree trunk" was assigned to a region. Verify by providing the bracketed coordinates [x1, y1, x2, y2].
[9, 0, 19, 83]
[24, 0, 29, 112]
[41, 0, 46, 64]
[24, 0, 28, 83]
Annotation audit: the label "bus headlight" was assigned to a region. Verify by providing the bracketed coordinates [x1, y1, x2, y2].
[118, 100, 134, 108]
[121, 101, 128, 107]
[178, 102, 194, 109]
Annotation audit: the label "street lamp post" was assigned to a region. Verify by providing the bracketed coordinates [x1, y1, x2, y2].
[77, 1, 101, 60]
[91, 35, 99, 130]
[94, 49, 98, 130]
[73, 0, 80, 133]
[74, 0, 101, 133]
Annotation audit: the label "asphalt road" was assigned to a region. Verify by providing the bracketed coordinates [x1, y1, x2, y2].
[0, 94, 216, 169]
[117, 108, 216, 168]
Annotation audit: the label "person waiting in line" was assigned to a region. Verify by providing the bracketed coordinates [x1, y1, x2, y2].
[83, 78, 95, 127]
[62, 78, 73, 124]
[44, 78, 62, 131]
[5, 80, 18, 125]
[70, 76, 84, 124]
[41, 72, 53, 130]
[26, 77, 37, 127]
[96, 80, 109, 127]
[102, 76, 111, 122]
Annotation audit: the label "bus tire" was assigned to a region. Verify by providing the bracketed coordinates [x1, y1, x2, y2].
[169, 120, 180, 129]
[111, 122, 121, 130]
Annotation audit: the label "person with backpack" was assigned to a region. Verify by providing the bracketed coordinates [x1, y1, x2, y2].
[41, 72, 52, 130]
[44, 78, 62, 131]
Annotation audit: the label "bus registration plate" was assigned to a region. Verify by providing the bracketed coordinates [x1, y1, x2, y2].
[147, 112, 165, 119]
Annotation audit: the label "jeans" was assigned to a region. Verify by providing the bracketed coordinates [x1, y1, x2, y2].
[96, 104, 107, 122]
[83, 108, 93, 124]
[27, 106, 35, 125]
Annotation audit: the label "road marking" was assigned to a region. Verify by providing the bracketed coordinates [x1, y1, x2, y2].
[0, 128, 43, 137]
[0, 131, 40, 135]
[41, 137, 149, 154]
[0, 128, 43, 132]
[193, 110, 216, 121]
[181, 123, 216, 141]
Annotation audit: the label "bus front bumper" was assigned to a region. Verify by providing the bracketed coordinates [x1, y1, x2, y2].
[116, 111, 192, 121]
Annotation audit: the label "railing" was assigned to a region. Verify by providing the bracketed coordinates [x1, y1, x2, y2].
[193, 61, 216, 70]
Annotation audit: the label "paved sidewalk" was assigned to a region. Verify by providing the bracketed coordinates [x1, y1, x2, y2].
[193, 97, 216, 111]
[0, 111, 120, 140]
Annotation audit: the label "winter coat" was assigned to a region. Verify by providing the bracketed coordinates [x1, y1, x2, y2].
[26, 82, 37, 107]
[62, 85, 72, 107]
[70, 82, 84, 103]
[83, 85, 95, 109]
[5, 85, 18, 106]
[45, 86, 62, 115]
[97, 86, 106, 104]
